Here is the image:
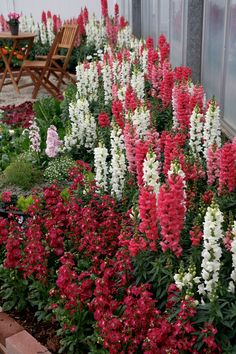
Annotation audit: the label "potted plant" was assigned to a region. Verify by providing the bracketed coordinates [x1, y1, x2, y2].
[7, 12, 20, 36]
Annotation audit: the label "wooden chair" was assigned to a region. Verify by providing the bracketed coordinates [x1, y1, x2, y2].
[19, 28, 64, 99]
[36, 24, 79, 90]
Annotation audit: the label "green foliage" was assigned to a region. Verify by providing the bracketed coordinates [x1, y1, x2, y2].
[16, 195, 34, 212]
[0, 267, 28, 312]
[0, 123, 29, 171]
[33, 96, 63, 151]
[44, 155, 75, 183]
[3, 154, 42, 189]
[60, 83, 77, 121]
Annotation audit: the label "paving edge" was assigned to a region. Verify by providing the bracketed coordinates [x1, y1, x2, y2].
[0, 312, 51, 354]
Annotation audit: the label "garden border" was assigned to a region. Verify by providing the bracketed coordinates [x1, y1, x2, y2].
[0, 310, 51, 354]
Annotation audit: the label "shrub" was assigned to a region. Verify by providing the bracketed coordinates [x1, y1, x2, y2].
[3, 155, 41, 189]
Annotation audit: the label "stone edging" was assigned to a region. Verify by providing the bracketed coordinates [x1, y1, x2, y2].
[0, 312, 51, 354]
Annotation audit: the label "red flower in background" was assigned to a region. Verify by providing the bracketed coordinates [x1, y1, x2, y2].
[98, 112, 110, 127]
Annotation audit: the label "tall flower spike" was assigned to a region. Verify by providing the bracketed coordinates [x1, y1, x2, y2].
[94, 143, 108, 191]
[158, 161, 186, 257]
[189, 105, 204, 157]
[45, 125, 61, 158]
[229, 221, 236, 293]
[29, 119, 41, 153]
[109, 121, 127, 200]
[218, 142, 236, 195]
[198, 201, 224, 301]
[203, 98, 221, 159]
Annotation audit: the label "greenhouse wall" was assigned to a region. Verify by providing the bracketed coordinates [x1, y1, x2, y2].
[120, 0, 236, 137]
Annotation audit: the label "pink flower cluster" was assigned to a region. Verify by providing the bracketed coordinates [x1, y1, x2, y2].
[8, 12, 20, 22]
[45, 125, 61, 158]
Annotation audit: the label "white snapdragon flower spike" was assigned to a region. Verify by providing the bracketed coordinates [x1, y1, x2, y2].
[113, 57, 131, 88]
[203, 98, 221, 159]
[117, 26, 132, 48]
[76, 62, 99, 102]
[130, 106, 151, 139]
[29, 119, 41, 153]
[174, 262, 200, 295]
[140, 48, 148, 75]
[131, 69, 145, 101]
[85, 16, 105, 50]
[94, 144, 108, 191]
[46, 17, 55, 45]
[102, 62, 113, 105]
[198, 202, 224, 301]
[229, 222, 236, 293]
[63, 98, 97, 152]
[168, 161, 186, 211]
[83, 110, 97, 151]
[117, 86, 126, 106]
[110, 122, 127, 200]
[189, 105, 204, 157]
[39, 22, 47, 44]
[143, 151, 160, 197]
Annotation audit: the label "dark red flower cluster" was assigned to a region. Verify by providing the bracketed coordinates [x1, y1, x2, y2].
[0, 101, 34, 128]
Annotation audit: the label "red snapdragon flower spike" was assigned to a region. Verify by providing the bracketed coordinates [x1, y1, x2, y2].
[101, 0, 108, 18]
[41, 11, 47, 25]
[146, 36, 154, 49]
[158, 173, 185, 257]
[174, 66, 192, 81]
[112, 99, 124, 129]
[189, 85, 205, 114]
[98, 112, 110, 127]
[158, 34, 170, 63]
[218, 142, 236, 195]
[162, 131, 186, 176]
[139, 189, 159, 252]
[158, 61, 174, 107]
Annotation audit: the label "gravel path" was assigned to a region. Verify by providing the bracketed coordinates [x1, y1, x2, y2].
[0, 73, 71, 106]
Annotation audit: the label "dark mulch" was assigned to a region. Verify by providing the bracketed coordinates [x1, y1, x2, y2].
[0, 101, 34, 128]
[9, 308, 62, 353]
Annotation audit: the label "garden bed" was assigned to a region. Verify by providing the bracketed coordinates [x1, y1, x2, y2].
[0, 2, 236, 354]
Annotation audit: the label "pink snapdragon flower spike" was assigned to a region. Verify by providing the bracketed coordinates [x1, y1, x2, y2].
[45, 125, 62, 158]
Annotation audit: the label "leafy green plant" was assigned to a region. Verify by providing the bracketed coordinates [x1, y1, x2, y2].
[0, 267, 28, 312]
[33, 97, 64, 152]
[16, 195, 34, 212]
[0, 123, 29, 171]
[3, 154, 42, 189]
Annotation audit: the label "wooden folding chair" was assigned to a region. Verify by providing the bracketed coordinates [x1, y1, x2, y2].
[36, 24, 79, 90]
[19, 28, 64, 99]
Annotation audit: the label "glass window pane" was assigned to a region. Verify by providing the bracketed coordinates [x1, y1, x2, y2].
[224, 0, 236, 131]
[201, 0, 226, 104]
[170, 0, 184, 67]
[160, 0, 170, 40]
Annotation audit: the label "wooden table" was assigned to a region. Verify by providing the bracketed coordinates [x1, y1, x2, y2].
[0, 32, 36, 93]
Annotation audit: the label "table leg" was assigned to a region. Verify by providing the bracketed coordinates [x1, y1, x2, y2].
[0, 41, 20, 93]
[16, 37, 35, 84]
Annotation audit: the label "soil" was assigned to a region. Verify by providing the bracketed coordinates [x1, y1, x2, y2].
[8, 307, 62, 353]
